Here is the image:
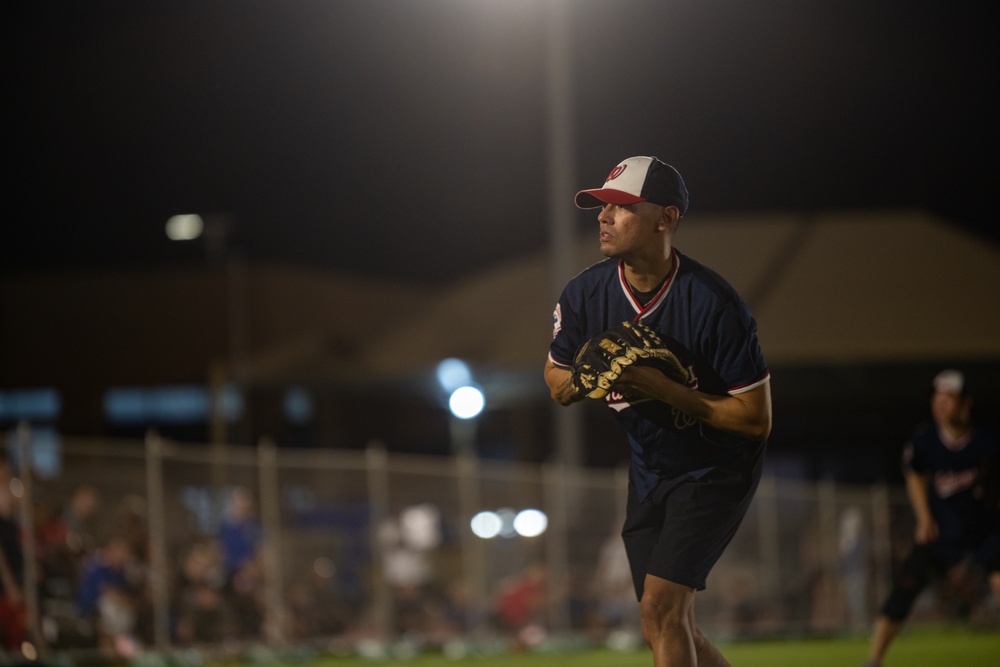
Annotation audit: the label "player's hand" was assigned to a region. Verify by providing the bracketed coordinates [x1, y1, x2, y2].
[544, 360, 584, 406]
[914, 519, 939, 544]
[615, 365, 673, 399]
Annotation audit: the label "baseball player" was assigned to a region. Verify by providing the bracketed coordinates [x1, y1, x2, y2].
[863, 370, 1000, 667]
[544, 156, 771, 667]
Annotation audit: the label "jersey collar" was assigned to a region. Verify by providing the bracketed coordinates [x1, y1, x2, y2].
[937, 424, 972, 451]
[618, 248, 680, 318]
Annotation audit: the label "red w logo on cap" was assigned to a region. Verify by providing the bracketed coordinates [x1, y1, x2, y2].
[605, 164, 627, 182]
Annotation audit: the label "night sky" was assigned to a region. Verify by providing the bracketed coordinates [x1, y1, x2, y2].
[7, 0, 996, 283]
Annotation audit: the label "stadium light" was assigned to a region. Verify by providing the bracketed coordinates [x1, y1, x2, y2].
[469, 507, 549, 539]
[448, 385, 485, 420]
[514, 508, 548, 537]
[436, 358, 474, 393]
[165, 214, 204, 241]
[470, 511, 502, 539]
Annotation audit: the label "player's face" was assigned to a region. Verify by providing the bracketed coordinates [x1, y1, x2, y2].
[931, 390, 968, 426]
[596, 202, 664, 259]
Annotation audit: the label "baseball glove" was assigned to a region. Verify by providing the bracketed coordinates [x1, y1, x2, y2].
[572, 321, 688, 399]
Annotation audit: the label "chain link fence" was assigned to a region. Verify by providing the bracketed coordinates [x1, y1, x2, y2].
[2, 426, 921, 661]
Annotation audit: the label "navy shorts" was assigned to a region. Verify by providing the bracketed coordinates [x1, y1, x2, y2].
[881, 517, 1000, 621]
[622, 444, 764, 599]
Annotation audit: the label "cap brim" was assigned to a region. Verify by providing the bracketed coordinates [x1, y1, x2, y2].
[574, 188, 646, 209]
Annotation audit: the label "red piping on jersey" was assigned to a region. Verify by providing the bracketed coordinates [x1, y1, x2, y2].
[729, 373, 771, 395]
[547, 351, 572, 369]
[619, 248, 680, 320]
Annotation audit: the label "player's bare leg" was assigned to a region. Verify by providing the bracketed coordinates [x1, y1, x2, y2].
[863, 615, 901, 667]
[640, 574, 731, 667]
[975, 570, 1000, 623]
[989, 571, 1000, 602]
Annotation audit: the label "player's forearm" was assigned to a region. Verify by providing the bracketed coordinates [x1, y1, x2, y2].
[904, 472, 934, 525]
[544, 360, 582, 406]
[674, 386, 771, 441]
[618, 367, 772, 440]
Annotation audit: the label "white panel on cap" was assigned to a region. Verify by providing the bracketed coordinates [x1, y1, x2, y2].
[933, 370, 964, 394]
[601, 156, 652, 197]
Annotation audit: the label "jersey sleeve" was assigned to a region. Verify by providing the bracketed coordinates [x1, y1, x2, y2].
[548, 287, 586, 369]
[901, 440, 918, 474]
[704, 301, 769, 394]
[901, 425, 930, 474]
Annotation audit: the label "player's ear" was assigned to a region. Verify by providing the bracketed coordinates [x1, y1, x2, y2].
[659, 205, 680, 233]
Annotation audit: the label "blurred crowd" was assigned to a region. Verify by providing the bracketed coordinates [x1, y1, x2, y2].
[3, 454, 994, 662]
[0, 454, 644, 660]
[0, 464, 364, 660]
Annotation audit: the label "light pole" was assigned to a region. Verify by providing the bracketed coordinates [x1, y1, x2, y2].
[166, 213, 245, 503]
[542, 1, 582, 637]
[542, 0, 583, 472]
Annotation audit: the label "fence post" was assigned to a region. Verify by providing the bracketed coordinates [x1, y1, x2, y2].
[451, 420, 486, 637]
[870, 482, 893, 611]
[144, 430, 171, 651]
[818, 479, 841, 572]
[816, 478, 841, 631]
[365, 440, 393, 639]
[257, 436, 287, 644]
[755, 475, 783, 625]
[15, 422, 45, 659]
[543, 462, 571, 635]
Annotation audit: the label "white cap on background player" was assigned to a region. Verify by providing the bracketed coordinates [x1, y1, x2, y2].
[575, 156, 689, 216]
[933, 369, 965, 395]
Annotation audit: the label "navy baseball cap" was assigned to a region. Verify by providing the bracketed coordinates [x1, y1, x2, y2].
[575, 156, 689, 216]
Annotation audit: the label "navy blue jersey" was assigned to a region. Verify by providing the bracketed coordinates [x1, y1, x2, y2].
[549, 248, 769, 501]
[903, 422, 1000, 538]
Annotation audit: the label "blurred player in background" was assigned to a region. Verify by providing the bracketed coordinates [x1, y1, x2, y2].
[863, 369, 1000, 667]
[544, 156, 771, 666]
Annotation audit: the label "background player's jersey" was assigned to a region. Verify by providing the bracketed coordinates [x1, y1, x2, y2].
[549, 248, 769, 501]
[903, 423, 1000, 544]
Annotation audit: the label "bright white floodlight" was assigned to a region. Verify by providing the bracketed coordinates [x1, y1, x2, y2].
[513, 509, 548, 537]
[470, 511, 502, 539]
[449, 385, 485, 420]
[165, 214, 204, 241]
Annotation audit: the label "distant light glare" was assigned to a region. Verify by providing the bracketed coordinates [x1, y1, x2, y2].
[436, 358, 473, 393]
[471, 508, 549, 539]
[166, 214, 204, 241]
[514, 509, 548, 537]
[470, 511, 502, 539]
[449, 385, 485, 419]
[312, 557, 336, 579]
[400, 503, 442, 550]
[283, 386, 314, 425]
[496, 507, 517, 538]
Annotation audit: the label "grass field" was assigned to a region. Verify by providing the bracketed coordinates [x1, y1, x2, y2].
[228, 626, 998, 667]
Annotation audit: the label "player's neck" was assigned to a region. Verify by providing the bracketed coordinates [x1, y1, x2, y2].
[938, 418, 972, 444]
[624, 249, 673, 292]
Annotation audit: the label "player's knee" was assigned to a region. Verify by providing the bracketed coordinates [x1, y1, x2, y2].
[881, 577, 924, 622]
[987, 570, 1000, 597]
[639, 591, 688, 638]
[880, 547, 936, 621]
[691, 625, 712, 651]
